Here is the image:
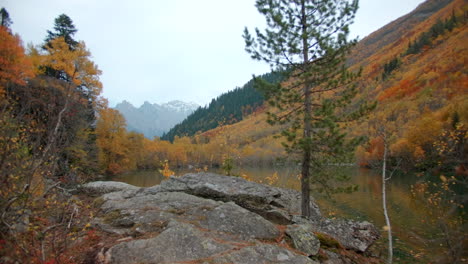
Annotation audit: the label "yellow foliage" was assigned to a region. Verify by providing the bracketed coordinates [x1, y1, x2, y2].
[266, 171, 279, 185]
[160, 160, 174, 178]
[241, 173, 252, 181]
[42, 37, 102, 102]
[389, 137, 409, 157]
[96, 107, 132, 174]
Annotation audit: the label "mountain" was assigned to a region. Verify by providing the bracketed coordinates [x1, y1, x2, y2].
[161, 71, 284, 141]
[114, 100, 199, 138]
[170, 0, 467, 169]
[163, 0, 465, 145]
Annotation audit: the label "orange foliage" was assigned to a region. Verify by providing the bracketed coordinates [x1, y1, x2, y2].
[378, 79, 420, 101]
[0, 26, 34, 92]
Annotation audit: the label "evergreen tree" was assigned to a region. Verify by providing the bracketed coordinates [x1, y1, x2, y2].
[43, 14, 79, 80]
[244, 0, 372, 218]
[0, 7, 12, 28]
[382, 57, 400, 80]
[445, 10, 458, 32]
[430, 19, 445, 39]
[45, 14, 78, 49]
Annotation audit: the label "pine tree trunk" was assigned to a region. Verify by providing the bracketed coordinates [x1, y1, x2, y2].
[300, 0, 311, 219]
[301, 144, 311, 218]
[382, 139, 393, 264]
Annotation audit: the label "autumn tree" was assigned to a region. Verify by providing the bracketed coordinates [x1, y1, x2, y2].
[412, 118, 467, 262]
[0, 26, 33, 94]
[2, 14, 103, 181]
[96, 107, 131, 175]
[244, 0, 372, 218]
[0, 20, 98, 261]
[34, 37, 102, 166]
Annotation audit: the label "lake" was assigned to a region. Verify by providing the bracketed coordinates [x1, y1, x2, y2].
[110, 166, 445, 263]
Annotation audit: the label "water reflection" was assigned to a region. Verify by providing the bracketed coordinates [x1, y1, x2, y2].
[111, 170, 165, 187]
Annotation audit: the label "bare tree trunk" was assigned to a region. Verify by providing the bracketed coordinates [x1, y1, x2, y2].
[300, 0, 311, 219]
[36, 71, 76, 169]
[41, 96, 69, 156]
[382, 138, 393, 264]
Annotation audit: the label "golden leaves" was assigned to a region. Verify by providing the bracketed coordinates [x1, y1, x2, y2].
[42, 37, 102, 98]
[160, 160, 174, 178]
[266, 171, 279, 185]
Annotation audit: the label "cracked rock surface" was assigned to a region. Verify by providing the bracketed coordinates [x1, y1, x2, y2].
[84, 173, 380, 264]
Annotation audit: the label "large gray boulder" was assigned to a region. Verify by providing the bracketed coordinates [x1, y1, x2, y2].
[314, 219, 379, 252]
[103, 221, 316, 264]
[286, 224, 321, 256]
[88, 173, 380, 263]
[293, 216, 380, 252]
[98, 190, 279, 241]
[210, 243, 318, 264]
[80, 181, 140, 197]
[104, 221, 234, 264]
[146, 173, 321, 224]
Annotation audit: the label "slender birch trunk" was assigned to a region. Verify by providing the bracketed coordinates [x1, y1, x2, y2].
[382, 138, 393, 264]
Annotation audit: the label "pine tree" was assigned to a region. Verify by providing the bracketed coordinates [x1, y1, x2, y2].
[244, 0, 372, 218]
[45, 14, 78, 49]
[0, 7, 12, 28]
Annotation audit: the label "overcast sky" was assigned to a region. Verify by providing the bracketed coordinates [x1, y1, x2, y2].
[3, 0, 425, 107]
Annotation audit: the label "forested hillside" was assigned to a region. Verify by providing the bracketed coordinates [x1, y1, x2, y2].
[161, 71, 283, 141]
[350, 0, 467, 170]
[161, 0, 467, 171]
[347, 0, 454, 65]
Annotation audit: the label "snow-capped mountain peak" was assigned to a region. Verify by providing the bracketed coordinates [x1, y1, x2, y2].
[114, 100, 199, 138]
[161, 100, 199, 113]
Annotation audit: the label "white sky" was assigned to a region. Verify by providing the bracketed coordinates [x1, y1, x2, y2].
[2, 0, 425, 107]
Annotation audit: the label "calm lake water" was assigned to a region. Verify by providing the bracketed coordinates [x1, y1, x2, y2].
[111, 166, 443, 263]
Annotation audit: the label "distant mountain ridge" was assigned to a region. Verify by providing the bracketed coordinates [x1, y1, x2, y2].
[114, 100, 199, 138]
[161, 71, 284, 142]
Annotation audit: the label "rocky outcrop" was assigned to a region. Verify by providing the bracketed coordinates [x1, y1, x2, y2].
[80, 181, 140, 197]
[208, 243, 318, 264]
[97, 191, 279, 241]
[105, 221, 235, 264]
[146, 172, 321, 224]
[286, 224, 321, 256]
[104, 221, 315, 264]
[291, 215, 380, 252]
[88, 173, 380, 264]
[309, 218, 380, 252]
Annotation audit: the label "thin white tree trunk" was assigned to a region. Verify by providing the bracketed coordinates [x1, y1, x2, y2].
[382, 139, 393, 264]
